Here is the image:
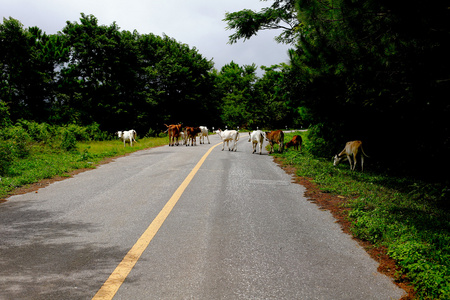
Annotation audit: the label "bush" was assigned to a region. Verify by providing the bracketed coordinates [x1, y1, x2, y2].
[60, 128, 77, 152]
[85, 123, 109, 140]
[304, 123, 343, 158]
[0, 100, 11, 127]
[0, 126, 30, 158]
[16, 120, 54, 142]
[0, 142, 13, 175]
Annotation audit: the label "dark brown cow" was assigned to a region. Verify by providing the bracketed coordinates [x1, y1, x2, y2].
[265, 130, 284, 154]
[185, 126, 202, 146]
[165, 124, 182, 146]
[285, 135, 302, 151]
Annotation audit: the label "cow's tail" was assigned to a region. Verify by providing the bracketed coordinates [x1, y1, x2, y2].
[259, 132, 264, 141]
[361, 145, 370, 158]
[236, 132, 240, 141]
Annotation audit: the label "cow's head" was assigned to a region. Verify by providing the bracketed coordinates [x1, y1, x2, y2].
[333, 154, 343, 166]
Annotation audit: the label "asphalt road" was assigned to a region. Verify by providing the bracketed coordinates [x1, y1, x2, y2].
[0, 133, 405, 299]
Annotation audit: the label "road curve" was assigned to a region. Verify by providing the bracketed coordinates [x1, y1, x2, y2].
[0, 133, 404, 299]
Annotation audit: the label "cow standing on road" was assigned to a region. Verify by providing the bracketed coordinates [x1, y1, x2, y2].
[248, 130, 265, 155]
[165, 124, 182, 146]
[216, 129, 240, 151]
[198, 126, 210, 144]
[185, 127, 202, 146]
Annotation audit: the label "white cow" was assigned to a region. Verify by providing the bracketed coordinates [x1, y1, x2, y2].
[179, 131, 187, 145]
[248, 130, 265, 155]
[198, 126, 210, 144]
[116, 129, 137, 147]
[216, 129, 239, 151]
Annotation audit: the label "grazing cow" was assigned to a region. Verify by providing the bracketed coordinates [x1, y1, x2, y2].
[248, 130, 265, 155]
[265, 130, 284, 154]
[333, 140, 369, 171]
[198, 126, 210, 144]
[216, 129, 240, 151]
[285, 135, 303, 151]
[165, 124, 182, 146]
[185, 126, 202, 146]
[116, 129, 137, 147]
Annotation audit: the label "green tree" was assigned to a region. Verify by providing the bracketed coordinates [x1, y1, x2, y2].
[226, 0, 450, 176]
[137, 33, 215, 129]
[60, 14, 142, 130]
[224, 0, 299, 44]
[214, 62, 257, 128]
[254, 64, 299, 129]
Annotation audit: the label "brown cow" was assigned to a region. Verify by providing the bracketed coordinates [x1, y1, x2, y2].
[265, 130, 284, 154]
[285, 135, 302, 151]
[333, 140, 369, 171]
[185, 126, 202, 146]
[165, 124, 182, 146]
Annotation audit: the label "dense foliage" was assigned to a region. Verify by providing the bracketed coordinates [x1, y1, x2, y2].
[1, 14, 300, 137]
[1, 14, 218, 134]
[225, 0, 450, 179]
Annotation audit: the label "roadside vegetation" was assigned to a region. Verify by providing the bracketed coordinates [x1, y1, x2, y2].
[0, 121, 167, 199]
[278, 131, 450, 300]
[2, 123, 449, 299]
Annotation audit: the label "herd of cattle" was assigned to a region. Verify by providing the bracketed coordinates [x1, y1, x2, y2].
[162, 124, 303, 154]
[116, 125, 368, 171]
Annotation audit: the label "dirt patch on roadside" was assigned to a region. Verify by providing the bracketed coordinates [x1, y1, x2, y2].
[274, 157, 416, 300]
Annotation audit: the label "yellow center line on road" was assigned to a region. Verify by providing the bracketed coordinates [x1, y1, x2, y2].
[92, 142, 222, 300]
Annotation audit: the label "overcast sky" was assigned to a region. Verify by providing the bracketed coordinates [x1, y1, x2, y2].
[1, 0, 291, 76]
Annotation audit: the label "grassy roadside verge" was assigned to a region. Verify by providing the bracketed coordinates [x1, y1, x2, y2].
[0, 137, 167, 200]
[276, 131, 450, 300]
[2, 129, 449, 298]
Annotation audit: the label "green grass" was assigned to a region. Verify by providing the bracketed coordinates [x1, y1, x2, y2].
[0, 137, 168, 199]
[277, 131, 450, 300]
[2, 130, 449, 298]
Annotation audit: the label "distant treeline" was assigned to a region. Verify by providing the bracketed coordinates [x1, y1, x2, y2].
[2, 0, 450, 179]
[0, 14, 302, 136]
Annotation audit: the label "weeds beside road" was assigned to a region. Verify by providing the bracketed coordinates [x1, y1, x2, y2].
[278, 132, 449, 300]
[0, 136, 167, 200]
[1, 127, 449, 299]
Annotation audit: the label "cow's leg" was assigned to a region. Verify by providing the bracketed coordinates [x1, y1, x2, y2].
[207, 135, 210, 144]
[346, 154, 352, 169]
[361, 155, 364, 172]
